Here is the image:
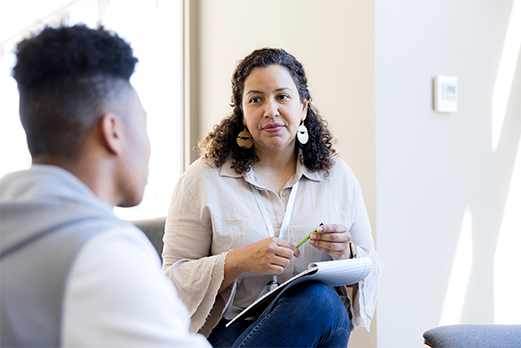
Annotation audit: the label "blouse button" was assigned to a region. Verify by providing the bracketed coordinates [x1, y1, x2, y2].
[281, 190, 288, 197]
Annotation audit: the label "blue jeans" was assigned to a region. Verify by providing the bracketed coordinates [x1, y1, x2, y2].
[208, 281, 351, 348]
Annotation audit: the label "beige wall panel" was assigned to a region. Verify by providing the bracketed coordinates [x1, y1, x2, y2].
[186, 0, 376, 346]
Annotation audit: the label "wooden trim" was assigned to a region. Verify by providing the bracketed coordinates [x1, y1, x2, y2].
[181, 0, 202, 171]
[424, 339, 436, 348]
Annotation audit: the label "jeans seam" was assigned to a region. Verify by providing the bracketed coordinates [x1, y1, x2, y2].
[238, 299, 284, 348]
[318, 326, 350, 348]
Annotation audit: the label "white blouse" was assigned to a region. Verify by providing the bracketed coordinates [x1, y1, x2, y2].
[162, 156, 382, 336]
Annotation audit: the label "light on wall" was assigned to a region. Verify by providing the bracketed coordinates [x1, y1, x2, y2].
[491, 0, 521, 151]
[439, 207, 473, 326]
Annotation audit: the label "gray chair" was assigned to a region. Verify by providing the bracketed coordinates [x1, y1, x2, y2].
[130, 217, 166, 259]
[423, 324, 521, 348]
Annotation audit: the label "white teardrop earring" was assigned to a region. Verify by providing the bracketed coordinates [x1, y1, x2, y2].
[297, 120, 309, 145]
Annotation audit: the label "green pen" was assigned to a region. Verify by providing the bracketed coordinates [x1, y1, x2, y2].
[296, 223, 323, 249]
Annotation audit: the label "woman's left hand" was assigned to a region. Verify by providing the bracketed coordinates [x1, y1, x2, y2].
[309, 224, 352, 260]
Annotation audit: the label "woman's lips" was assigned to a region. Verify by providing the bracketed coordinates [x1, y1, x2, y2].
[262, 124, 284, 133]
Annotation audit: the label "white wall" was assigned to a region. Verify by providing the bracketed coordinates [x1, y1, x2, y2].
[375, 0, 521, 347]
[186, 0, 377, 346]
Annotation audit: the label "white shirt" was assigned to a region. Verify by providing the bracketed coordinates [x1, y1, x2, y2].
[62, 225, 211, 347]
[0, 164, 211, 348]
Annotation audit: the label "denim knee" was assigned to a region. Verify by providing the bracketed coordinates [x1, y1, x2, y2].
[228, 281, 351, 348]
[283, 281, 350, 329]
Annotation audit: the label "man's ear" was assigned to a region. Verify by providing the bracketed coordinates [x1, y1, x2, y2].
[99, 113, 124, 155]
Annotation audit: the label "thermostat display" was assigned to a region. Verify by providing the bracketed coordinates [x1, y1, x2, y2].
[434, 75, 458, 113]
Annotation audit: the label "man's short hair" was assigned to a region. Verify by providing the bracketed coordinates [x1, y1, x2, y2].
[12, 25, 138, 159]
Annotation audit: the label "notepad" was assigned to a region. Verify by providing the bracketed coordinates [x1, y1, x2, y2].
[226, 257, 373, 327]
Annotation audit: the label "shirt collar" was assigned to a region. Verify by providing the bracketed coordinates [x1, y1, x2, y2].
[219, 157, 245, 179]
[219, 151, 324, 186]
[297, 158, 323, 183]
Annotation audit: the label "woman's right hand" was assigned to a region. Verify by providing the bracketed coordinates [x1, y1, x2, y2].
[233, 237, 301, 274]
[219, 237, 301, 293]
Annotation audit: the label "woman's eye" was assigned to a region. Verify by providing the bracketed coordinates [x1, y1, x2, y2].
[249, 97, 261, 103]
[278, 94, 289, 100]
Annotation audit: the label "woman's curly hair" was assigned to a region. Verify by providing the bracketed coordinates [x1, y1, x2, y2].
[199, 48, 336, 174]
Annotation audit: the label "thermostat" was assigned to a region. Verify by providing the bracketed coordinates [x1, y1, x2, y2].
[434, 75, 458, 113]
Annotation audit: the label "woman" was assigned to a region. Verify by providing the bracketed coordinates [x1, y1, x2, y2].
[163, 48, 382, 347]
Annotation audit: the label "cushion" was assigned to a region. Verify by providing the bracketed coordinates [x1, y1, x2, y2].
[423, 324, 521, 348]
[131, 217, 167, 259]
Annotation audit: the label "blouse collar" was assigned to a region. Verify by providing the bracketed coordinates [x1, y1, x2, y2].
[219, 151, 324, 188]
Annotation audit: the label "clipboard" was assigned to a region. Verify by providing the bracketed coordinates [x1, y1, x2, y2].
[226, 256, 372, 327]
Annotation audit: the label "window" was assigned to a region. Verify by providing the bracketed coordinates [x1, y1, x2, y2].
[0, 0, 183, 220]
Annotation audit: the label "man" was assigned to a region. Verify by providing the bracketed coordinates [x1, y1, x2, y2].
[0, 25, 211, 347]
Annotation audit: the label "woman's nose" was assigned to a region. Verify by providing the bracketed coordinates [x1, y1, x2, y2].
[263, 98, 280, 118]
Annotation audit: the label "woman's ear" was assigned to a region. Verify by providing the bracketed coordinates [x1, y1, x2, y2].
[99, 113, 123, 155]
[301, 98, 309, 120]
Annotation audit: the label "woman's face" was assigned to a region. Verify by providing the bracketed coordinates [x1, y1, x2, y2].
[241, 64, 308, 155]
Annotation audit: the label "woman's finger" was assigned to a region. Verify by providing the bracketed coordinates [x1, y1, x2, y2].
[312, 231, 349, 243]
[317, 223, 347, 233]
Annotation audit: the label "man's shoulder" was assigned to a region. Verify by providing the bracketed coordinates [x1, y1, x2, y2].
[77, 222, 156, 261]
[64, 222, 211, 347]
